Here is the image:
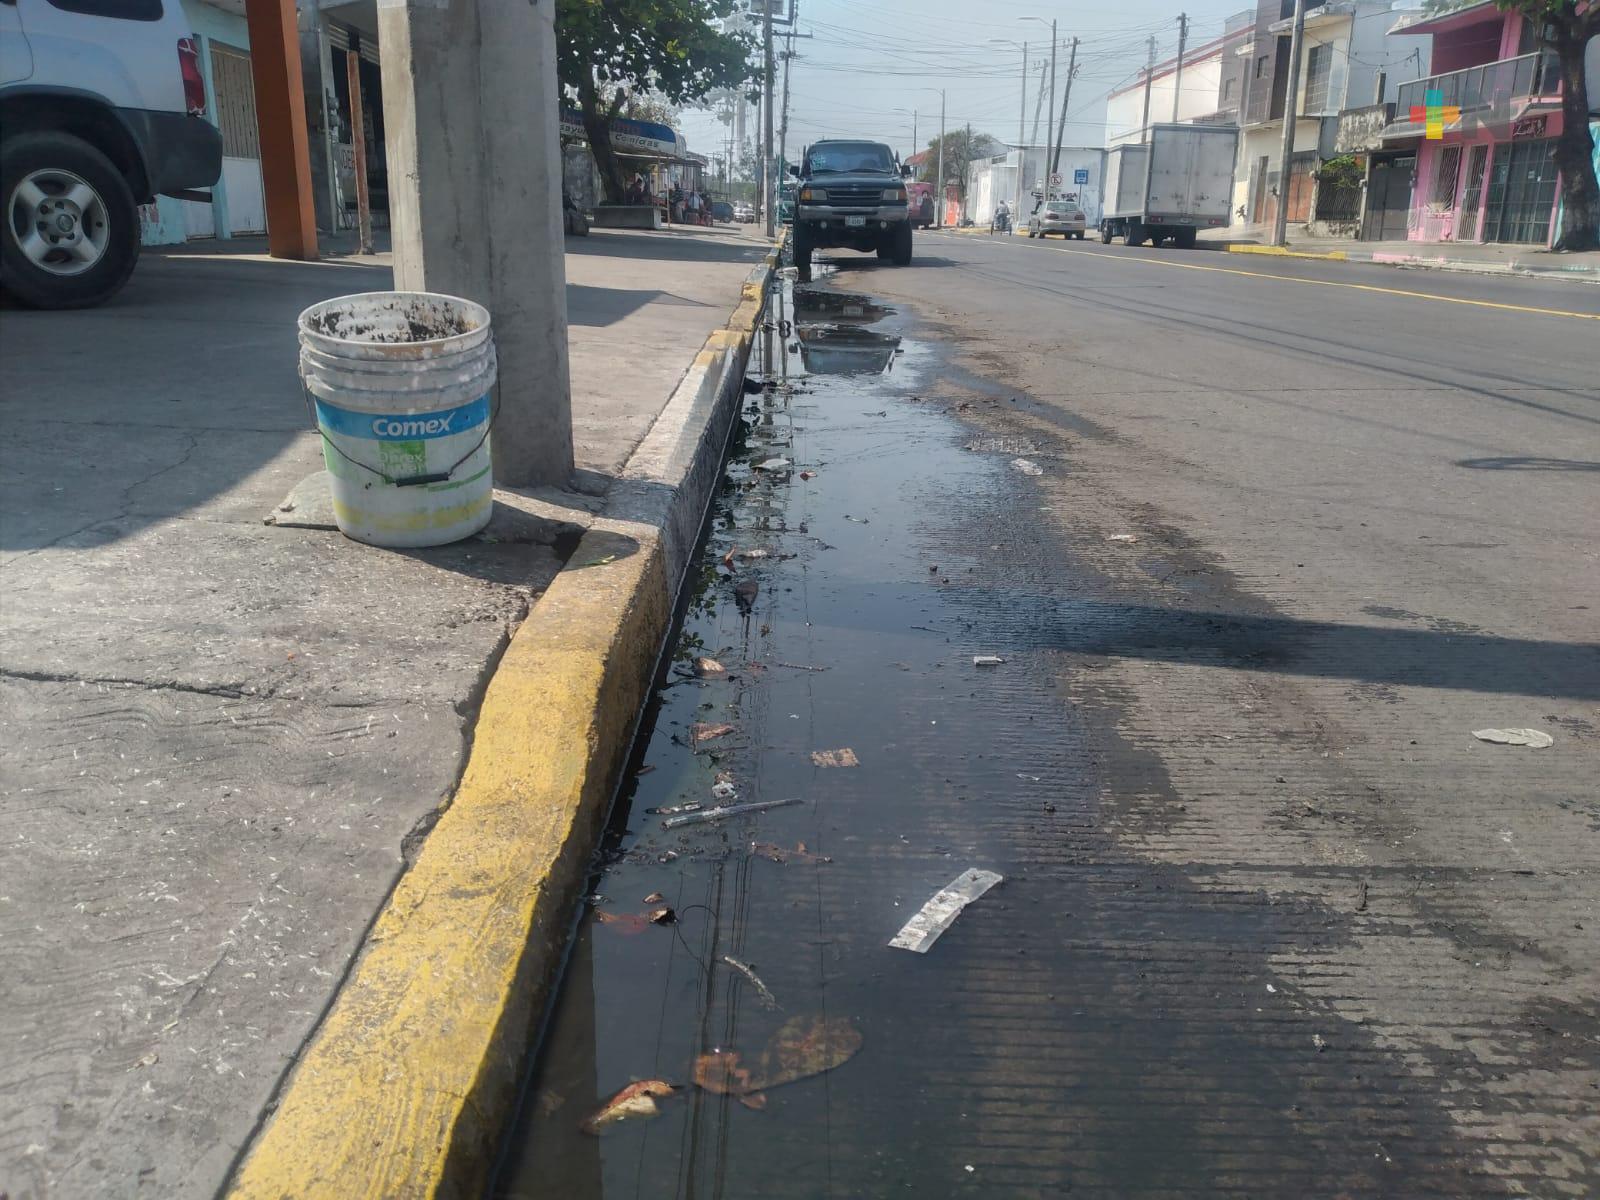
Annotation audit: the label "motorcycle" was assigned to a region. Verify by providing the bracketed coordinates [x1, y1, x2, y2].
[990, 209, 1011, 235]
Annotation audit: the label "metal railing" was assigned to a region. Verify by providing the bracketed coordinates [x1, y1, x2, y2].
[1394, 51, 1559, 121]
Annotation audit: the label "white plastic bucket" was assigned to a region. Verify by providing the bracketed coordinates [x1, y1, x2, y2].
[297, 291, 497, 548]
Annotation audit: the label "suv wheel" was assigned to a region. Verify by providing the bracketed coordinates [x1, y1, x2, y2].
[891, 221, 912, 266]
[1, 132, 139, 309]
[792, 226, 813, 280]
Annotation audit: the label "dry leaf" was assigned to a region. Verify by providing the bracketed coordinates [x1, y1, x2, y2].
[642, 892, 664, 904]
[690, 722, 736, 748]
[580, 1079, 677, 1134]
[594, 911, 651, 935]
[811, 748, 859, 768]
[693, 1015, 863, 1105]
[649, 907, 676, 925]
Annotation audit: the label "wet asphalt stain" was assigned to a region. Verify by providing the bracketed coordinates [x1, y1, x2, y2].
[490, 263, 1593, 1199]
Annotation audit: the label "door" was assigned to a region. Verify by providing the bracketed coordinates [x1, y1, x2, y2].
[1362, 154, 1414, 241]
[1457, 144, 1489, 242]
[209, 41, 266, 235]
[1251, 155, 1269, 224]
[1483, 138, 1558, 245]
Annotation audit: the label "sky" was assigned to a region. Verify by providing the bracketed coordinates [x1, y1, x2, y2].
[676, 0, 1254, 168]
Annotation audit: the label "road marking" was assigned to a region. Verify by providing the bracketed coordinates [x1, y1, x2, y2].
[925, 231, 1600, 321]
[1040, 243, 1600, 321]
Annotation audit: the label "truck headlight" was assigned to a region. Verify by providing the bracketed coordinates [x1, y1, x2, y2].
[799, 187, 826, 202]
[883, 188, 906, 202]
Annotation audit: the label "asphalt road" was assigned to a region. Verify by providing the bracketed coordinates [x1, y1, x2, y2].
[498, 240, 1598, 1198]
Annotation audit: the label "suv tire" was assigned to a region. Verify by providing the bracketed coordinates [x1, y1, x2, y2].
[891, 221, 912, 266]
[1, 131, 140, 309]
[793, 226, 813, 279]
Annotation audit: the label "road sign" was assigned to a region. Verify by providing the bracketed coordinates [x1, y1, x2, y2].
[1074, 168, 1090, 185]
[1049, 172, 1062, 187]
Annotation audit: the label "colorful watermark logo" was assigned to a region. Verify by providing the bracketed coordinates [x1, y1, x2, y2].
[1410, 89, 1462, 139]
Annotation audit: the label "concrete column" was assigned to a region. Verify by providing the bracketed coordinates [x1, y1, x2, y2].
[297, 0, 337, 234]
[243, 0, 318, 259]
[379, 0, 573, 487]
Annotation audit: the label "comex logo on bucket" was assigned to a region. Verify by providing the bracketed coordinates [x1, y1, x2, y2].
[371, 414, 458, 438]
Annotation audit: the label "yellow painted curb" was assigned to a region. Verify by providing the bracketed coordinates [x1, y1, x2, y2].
[1227, 243, 1348, 262]
[227, 252, 776, 1200]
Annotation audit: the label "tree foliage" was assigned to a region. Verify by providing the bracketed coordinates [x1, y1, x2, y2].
[1494, 1, 1599, 250]
[917, 130, 1002, 189]
[557, 0, 753, 203]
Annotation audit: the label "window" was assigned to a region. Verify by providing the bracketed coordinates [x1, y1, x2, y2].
[1255, 54, 1269, 79]
[46, 0, 162, 17]
[1223, 77, 1236, 102]
[1302, 44, 1333, 114]
[804, 143, 895, 176]
[1431, 144, 1462, 208]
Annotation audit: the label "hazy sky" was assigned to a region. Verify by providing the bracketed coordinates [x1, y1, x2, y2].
[677, 0, 1253, 165]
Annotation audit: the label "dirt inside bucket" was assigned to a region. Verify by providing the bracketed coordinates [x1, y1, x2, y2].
[308, 298, 477, 344]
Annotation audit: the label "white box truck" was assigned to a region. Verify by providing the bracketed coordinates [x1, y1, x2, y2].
[1100, 124, 1239, 249]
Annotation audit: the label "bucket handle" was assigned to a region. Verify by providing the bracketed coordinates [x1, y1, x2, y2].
[303, 384, 499, 488]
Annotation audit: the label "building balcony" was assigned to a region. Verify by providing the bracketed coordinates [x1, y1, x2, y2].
[1387, 51, 1559, 139]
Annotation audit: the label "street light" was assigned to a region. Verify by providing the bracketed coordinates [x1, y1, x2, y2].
[1019, 16, 1057, 198]
[989, 38, 1029, 221]
[891, 107, 919, 159]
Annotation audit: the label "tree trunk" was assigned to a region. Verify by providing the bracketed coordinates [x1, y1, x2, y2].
[1550, 23, 1599, 252]
[579, 76, 629, 205]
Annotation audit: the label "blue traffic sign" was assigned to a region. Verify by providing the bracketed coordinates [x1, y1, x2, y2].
[1074, 168, 1090, 185]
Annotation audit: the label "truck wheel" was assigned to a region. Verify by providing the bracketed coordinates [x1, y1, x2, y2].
[1125, 222, 1145, 247]
[793, 227, 813, 280]
[891, 221, 913, 266]
[1175, 227, 1197, 249]
[1, 131, 139, 309]
[1100, 224, 1113, 244]
[876, 243, 892, 260]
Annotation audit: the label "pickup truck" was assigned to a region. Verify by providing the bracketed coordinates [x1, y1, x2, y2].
[790, 139, 912, 279]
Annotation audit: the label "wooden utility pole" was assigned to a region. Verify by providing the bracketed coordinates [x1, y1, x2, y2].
[1049, 37, 1079, 178]
[344, 30, 373, 255]
[243, 0, 317, 259]
[1139, 36, 1157, 144]
[1172, 13, 1189, 122]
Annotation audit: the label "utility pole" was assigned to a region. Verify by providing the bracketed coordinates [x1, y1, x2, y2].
[344, 31, 373, 255]
[1272, 0, 1307, 247]
[777, 40, 795, 183]
[1046, 20, 1057, 196]
[378, 0, 571, 485]
[1015, 41, 1028, 219]
[1030, 60, 1047, 148]
[1049, 36, 1078, 178]
[1139, 35, 1157, 143]
[1172, 13, 1189, 122]
[936, 89, 946, 228]
[762, 0, 775, 239]
[913, 110, 918, 157]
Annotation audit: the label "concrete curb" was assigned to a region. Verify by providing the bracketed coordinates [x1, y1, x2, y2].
[1224, 241, 1598, 281]
[225, 237, 783, 1200]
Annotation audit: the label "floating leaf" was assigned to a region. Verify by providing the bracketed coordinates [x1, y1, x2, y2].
[693, 1015, 863, 1106]
[580, 1079, 677, 1134]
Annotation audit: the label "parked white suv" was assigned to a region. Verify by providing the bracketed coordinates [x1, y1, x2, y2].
[0, 0, 222, 307]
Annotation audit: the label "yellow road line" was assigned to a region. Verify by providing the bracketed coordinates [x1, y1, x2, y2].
[929, 229, 1599, 321]
[1042, 243, 1600, 321]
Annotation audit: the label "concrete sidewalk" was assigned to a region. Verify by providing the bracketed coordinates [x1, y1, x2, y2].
[1199, 225, 1600, 280]
[0, 225, 770, 1200]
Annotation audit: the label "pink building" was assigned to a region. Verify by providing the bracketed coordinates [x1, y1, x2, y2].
[1378, 1, 1599, 247]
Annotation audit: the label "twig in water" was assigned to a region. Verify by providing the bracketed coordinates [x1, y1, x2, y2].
[722, 955, 779, 1010]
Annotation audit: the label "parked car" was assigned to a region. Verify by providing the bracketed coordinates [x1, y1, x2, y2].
[0, 0, 222, 308]
[734, 202, 755, 223]
[790, 139, 912, 279]
[711, 200, 734, 223]
[1027, 201, 1087, 240]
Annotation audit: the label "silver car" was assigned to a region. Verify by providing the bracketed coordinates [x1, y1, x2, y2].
[1027, 201, 1087, 240]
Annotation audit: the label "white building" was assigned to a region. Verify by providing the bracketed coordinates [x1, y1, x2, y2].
[1105, 23, 1249, 148]
[965, 145, 1106, 226]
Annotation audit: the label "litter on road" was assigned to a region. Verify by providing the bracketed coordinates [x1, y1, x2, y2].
[690, 722, 737, 748]
[973, 655, 1005, 667]
[661, 797, 801, 829]
[580, 1079, 678, 1135]
[712, 779, 738, 800]
[693, 657, 727, 677]
[1107, 533, 1140, 543]
[645, 801, 702, 816]
[754, 457, 792, 471]
[722, 955, 779, 1009]
[889, 868, 1004, 953]
[1010, 458, 1044, 476]
[693, 1015, 863, 1110]
[1472, 727, 1554, 748]
[811, 748, 860, 768]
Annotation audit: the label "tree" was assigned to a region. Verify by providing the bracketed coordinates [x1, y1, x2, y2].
[917, 129, 1002, 204]
[556, 0, 753, 204]
[1497, 1, 1599, 251]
